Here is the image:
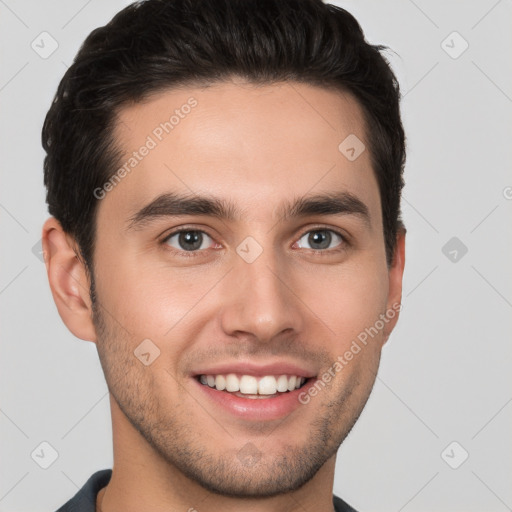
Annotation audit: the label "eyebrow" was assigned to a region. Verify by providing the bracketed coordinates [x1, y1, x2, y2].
[125, 190, 371, 231]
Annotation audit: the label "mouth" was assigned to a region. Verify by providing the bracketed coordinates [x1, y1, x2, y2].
[195, 373, 311, 399]
[192, 368, 317, 421]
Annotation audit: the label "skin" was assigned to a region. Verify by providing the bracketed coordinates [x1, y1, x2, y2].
[42, 79, 405, 512]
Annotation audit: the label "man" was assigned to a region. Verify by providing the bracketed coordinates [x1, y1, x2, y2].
[42, 0, 406, 510]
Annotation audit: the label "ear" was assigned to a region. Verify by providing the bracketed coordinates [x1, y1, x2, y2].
[42, 217, 97, 342]
[382, 227, 406, 344]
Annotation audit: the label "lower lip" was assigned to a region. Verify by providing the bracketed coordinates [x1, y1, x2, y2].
[193, 378, 315, 421]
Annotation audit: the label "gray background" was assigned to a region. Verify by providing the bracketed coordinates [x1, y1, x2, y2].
[1, 1, 511, 511]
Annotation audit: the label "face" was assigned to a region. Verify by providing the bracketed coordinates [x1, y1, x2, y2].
[87, 80, 404, 497]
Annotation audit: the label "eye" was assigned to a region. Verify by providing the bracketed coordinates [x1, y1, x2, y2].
[163, 229, 215, 252]
[294, 228, 346, 252]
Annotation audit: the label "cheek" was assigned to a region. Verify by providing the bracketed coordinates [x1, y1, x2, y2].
[94, 255, 224, 341]
[305, 258, 389, 350]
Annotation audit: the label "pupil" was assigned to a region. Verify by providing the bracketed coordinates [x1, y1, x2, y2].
[309, 230, 330, 250]
[180, 231, 202, 251]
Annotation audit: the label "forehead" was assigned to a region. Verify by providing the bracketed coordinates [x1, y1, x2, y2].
[102, 80, 381, 227]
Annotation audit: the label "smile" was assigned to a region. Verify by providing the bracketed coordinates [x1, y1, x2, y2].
[197, 373, 309, 398]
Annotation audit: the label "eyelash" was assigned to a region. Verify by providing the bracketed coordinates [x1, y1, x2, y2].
[160, 226, 350, 259]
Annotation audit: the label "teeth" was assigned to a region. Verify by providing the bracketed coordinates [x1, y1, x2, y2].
[215, 375, 226, 391]
[226, 373, 240, 392]
[276, 375, 289, 392]
[240, 375, 258, 394]
[199, 373, 307, 395]
[258, 376, 277, 395]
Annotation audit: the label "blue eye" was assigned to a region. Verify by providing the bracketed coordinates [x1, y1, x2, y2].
[295, 229, 346, 251]
[164, 230, 214, 252]
[161, 227, 348, 258]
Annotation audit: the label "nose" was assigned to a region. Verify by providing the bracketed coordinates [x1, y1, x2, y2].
[218, 247, 304, 344]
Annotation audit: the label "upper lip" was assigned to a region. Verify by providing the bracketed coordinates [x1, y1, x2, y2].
[192, 361, 317, 379]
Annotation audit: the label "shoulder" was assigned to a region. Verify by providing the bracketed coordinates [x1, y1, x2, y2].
[333, 493, 359, 512]
[55, 469, 112, 512]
